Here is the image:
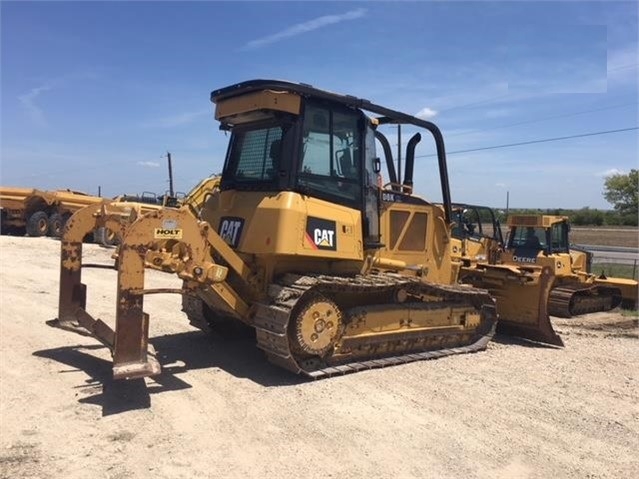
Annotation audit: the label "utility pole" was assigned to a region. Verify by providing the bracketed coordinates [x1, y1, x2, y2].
[166, 151, 174, 197]
[396, 124, 402, 185]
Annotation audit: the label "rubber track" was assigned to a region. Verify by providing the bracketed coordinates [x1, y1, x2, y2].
[253, 273, 497, 379]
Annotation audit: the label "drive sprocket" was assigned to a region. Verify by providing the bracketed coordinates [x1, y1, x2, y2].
[291, 293, 342, 357]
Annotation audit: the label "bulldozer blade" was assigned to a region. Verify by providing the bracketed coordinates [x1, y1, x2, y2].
[493, 267, 563, 346]
[594, 276, 638, 310]
[461, 265, 563, 347]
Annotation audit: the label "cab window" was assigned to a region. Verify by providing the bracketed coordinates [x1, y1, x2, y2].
[550, 223, 569, 253]
[223, 125, 283, 186]
[297, 103, 361, 205]
[510, 226, 545, 250]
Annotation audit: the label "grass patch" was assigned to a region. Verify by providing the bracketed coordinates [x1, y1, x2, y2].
[571, 227, 639, 248]
[592, 263, 638, 280]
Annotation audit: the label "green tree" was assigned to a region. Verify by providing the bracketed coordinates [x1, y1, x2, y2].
[603, 169, 638, 218]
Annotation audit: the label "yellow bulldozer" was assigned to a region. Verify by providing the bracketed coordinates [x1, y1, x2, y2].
[502, 214, 637, 316]
[182, 174, 221, 217]
[52, 79, 560, 381]
[451, 207, 637, 317]
[90, 174, 221, 247]
[450, 203, 504, 266]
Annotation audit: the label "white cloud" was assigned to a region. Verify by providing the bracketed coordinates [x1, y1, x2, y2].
[137, 161, 160, 168]
[242, 8, 367, 50]
[598, 168, 625, 177]
[18, 84, 52, 125]
[495, 182, 508, 188]
[17, 71, 100, 126]
[415, 107, 437, 120]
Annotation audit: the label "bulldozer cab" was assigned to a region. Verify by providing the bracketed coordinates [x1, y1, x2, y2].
[506, 216, 570, 254]
[503, 215, 592, 278]
[504, 216, 570, 261]
[206, 80, 455, 278]
[217, 95, 375, 228]
[450, 204, 504, 265]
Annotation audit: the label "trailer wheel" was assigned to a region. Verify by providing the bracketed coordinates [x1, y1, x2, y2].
[0, 210, 7, 235]
[93, 227, 119, 247]
[26, 211, 49, 237]
[48, 213, 66, 238]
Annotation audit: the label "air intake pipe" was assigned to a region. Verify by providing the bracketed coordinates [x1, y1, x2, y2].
[403, 133, 421, 190]
[374, 131, 398, 187]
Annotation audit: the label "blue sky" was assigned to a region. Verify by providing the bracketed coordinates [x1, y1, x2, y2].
[1, 0, 637, 209]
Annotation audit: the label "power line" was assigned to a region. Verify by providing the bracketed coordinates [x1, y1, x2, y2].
[416, 126, 639, 158]
[387, 101, 638, 148]
[434, 93, 513, 115]
[445, 102, 638, 138]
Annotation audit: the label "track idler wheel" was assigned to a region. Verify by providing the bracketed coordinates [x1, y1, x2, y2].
[291, 293, 342, 357]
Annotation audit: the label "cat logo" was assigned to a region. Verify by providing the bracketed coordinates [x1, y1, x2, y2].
[218, 217, 244, 248]
[306, 217, 337, 251]
[314, 228, 335, 248]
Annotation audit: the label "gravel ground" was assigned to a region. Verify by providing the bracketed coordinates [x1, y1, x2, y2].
[1, 236, 637, 479]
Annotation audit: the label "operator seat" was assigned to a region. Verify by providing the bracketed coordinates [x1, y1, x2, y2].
[524, 233, 541, 249]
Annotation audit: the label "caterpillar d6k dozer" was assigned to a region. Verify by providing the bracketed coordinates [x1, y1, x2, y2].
[53, 80, 560, 381]
[502, 215, 636, 317]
